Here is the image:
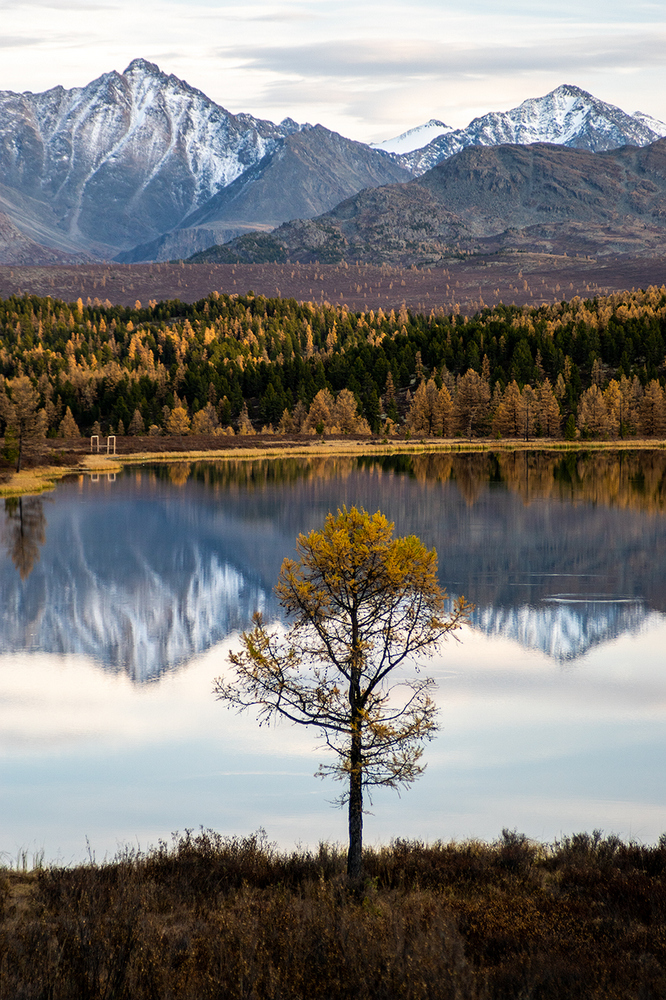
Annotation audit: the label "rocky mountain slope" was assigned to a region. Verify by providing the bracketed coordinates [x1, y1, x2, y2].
[117, 125, 409, 263]
[396, 84, 666, 175]
[0, 211, 87, 265]
[2, 65, 666, 265]
[200, 138, 666, 265]
[0, 59, 408, 264]
[0, 59, 303, 261]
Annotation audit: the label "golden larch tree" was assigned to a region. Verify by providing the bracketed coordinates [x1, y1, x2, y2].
[214, 507, 471, 880]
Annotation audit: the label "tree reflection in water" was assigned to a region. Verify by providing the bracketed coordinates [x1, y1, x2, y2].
[0, 448, 664, 676]
[3, 496, 46, 579]
[178, 448, 666, 514]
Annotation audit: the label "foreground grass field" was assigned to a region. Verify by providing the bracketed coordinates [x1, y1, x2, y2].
[2, 830, 666, 999]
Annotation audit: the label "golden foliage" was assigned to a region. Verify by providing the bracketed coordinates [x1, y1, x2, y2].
[215, 506, 472, 877]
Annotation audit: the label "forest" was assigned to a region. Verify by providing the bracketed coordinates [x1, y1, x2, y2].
[0, 285, 665, 444]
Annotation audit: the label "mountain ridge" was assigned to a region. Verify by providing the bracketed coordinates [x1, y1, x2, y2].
[116, 125, 410, 263]
[197, 138, 666, 266]
[1, 66, 666, 265]
[0, 59, 409, 264]
[392, 84, 666, 175]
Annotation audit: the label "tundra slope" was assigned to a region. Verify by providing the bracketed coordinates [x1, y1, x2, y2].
[197, 138, 666, 265]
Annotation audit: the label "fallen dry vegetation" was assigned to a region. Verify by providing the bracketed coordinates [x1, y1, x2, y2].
[1, 253, 665, 314]
[2, 830, 666, 999]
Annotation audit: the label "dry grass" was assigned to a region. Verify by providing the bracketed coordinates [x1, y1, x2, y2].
[3, 830, 666, 999]
[0, 465, 80, 497]
[73, 436, 666, 471]
[0, 456, 123, 497]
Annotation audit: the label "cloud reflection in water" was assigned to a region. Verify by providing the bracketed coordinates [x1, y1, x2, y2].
[1, 452, 666, 859]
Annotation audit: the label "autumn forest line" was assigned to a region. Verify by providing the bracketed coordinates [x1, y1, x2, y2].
[1, 286, 666, 461]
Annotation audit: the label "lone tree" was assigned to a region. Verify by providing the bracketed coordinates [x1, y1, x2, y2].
[214, 506, 471, 879]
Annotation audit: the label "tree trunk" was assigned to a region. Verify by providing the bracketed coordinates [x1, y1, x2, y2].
[347, 722, 363, 880]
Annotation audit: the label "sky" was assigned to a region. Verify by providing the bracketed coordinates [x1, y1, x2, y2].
[1, 0, 665, 143]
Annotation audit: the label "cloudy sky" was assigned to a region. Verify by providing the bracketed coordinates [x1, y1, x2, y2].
[1, 0, 665, 142]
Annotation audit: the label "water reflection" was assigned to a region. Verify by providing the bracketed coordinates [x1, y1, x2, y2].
[2, 497, 46, 580]
[4, 620, 666, 860]
[3, 450, 666, 859]
[0, 450, 664, 679]
[180, 448, 666, 513]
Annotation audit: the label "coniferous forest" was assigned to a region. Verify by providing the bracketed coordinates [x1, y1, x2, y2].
[0, 286, 665, 448]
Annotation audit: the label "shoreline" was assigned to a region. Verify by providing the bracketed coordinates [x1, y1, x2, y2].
[1, 436, 665, 497]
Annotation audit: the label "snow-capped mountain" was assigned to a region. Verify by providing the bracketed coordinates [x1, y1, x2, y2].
[0, 58, 302, 258]
[632, 111, 666, 137]
[118, 124, 410, 263]
[370, 119, 452, 154]
[399, 84, 666, 175]
[1, 64, 666, 263]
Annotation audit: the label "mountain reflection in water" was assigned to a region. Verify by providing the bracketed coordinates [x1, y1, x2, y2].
[0, 449, 664, 679]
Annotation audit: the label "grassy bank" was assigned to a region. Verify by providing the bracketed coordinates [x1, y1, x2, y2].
[0, 455, 123, 497]
[1, 435, 665, 497]
[2, 830, 666, 999]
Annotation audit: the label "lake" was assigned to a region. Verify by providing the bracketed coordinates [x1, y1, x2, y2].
[2, 449, 666, 864]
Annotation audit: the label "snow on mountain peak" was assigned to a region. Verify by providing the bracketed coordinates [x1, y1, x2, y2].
[370, 119, 452, 154]
[633, 110, 666, 137]
[0, 60, 304, 256]
[399, 83, 666, 175]
[124, 58, 162, 76]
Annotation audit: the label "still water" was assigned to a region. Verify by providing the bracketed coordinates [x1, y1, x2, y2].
[2, 450, 666, 862]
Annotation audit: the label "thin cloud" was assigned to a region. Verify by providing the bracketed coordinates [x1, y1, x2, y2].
[224, 34, 666, 80]
[0, 36, 45, 47]
[1, 0, 664, 136]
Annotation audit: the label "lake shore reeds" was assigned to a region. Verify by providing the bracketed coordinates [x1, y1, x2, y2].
[2, 829, 666, 999]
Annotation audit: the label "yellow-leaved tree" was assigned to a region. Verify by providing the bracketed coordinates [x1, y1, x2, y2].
[214, 506, 472, 880]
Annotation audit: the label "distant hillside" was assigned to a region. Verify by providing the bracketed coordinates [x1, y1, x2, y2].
[1, 66, 666, 265]
[117, 126, 409, 263]
[194, 139, 666, 265]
